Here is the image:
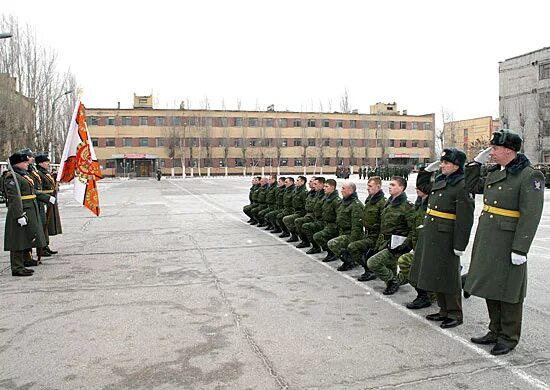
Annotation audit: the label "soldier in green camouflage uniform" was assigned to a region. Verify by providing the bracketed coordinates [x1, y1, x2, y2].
[349, 176, 386, 281]
[276, 177, 296, 238]
[312, 179, 341, 262]
[327, 182, 364, 271]
[294, 177, 318, 247]
[283, 176, 308, 242]
[366, 176, 413, 295]
[243, 176, 261, 222]
[300, 177, 326, 250]
[250, 177, 269, 225]
[257, 175, 278, 228]
[266, 177, 286, 233]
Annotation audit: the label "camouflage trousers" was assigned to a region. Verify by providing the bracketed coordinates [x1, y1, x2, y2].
[250, 204, 269, 222]
[313, 224, 339, 250]
[265, 208, 283, 226]
[396, 252, 415, 286]
[367, 248, 398, 283]
[348, 236, 377, 265]
[282, 212, 306, 234]
[243, 204, 256, 219]
[295, 214, 315, 241]
[302, 220, 324, 245]
[258, 206, 277, 224]
[276, 209, 295, 232]
[328, 235, 355, 258]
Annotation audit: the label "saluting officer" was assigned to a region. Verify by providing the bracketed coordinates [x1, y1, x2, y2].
[464, 129, 544, 355]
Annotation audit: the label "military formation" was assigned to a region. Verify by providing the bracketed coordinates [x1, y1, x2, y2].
[242, 129, 544, 356]
[1, 149, 62, 277]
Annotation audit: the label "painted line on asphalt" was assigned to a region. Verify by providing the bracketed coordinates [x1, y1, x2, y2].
[168, 179, 549, 390]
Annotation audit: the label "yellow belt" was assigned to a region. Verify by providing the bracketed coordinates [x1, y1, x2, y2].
[426, 208, 456, 220]
[482, 204, 520, 218]
[21, 194, 36, 200]
[41, 190, 54, 194]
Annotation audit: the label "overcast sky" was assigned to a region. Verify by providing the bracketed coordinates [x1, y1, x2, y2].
[2, 0, 549, 125]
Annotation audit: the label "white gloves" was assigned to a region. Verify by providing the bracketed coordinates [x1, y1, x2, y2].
[511, 252, 527, 265]
[425, 161, 441, 172]
[17, 216, 28, 226]
[474, 147, 492, 164]
[454, 249, 464, 257]
[49, 196, 56, 205]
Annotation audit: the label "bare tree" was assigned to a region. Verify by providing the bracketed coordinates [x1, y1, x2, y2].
[340, 89, 351, 113]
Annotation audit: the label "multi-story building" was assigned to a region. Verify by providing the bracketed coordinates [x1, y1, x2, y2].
[87, 96, 435, 177]
[499, 47, 550, 162]
[443, 116, 500, 159]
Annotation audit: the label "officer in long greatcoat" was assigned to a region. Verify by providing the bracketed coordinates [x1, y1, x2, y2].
[464, 129, 544, 355]
[409, 148, 474, 329]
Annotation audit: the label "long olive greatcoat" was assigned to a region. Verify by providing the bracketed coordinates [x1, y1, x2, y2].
[409, 172, 474, 294]
[36, 166, 63, 235]
[464, 154, 544, 303]
[4, 168, 48, 251]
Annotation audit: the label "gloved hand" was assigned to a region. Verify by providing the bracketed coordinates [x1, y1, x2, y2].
[49, 196, 56, 204]
[454, 249, 464, 257]
[17, 215, 28, 226]
[474, 147, 492, 164]
[425, 161, 441, 172]
[511, 252, 527, 265]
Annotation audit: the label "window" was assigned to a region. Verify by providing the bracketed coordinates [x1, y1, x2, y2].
[308, 138, 316, 146]
[265, 158, 273, 166]
[279, 158, 288, 166]
[249, 138, 257, 146]
[543, 121, 550, 136]
[399, 140, 407, 147]
[159, 159, 165, 168]
[156, 117, 165, 126]
[389, 121, 395, 129]
[123, 138, 132, 147]
[540, 63, 550, 80]
[293, 119, 302, 127]
[323, 158, 330, 166]
[423, 122, 431, 130]
[140, 138, 149, 147]
[464, 129, 469, 138]
[188, 117, 197, 126]
[336, 120, 343, 128]
[362, 120, 370, 128]
[107, 117, 115, 126]
[249, 118, 258, 127]
[235, 118, 243, 127]
[412, 122, 418, 130]
[308, 119, 316, 127]
[138, 97, 148, 104]
[220, 117, 228, 127]
[424, 140, 430, 147]
[234, 139, 243, 147]
[265, 118, 273, 127]
[389, 140, 395, 147]
[171, 117, 181, 126]
[219, 159, 226, 167]
[204, 117, 212, 127]
[308, 158, 316, 166]
[279, 118, 288, 127]
[350, 120, 357, 129]
[412, 140, 419, 147]
[400, 121, 407, 129]
[156, 138, 164, 147]
[336, 139, 343, 147]
[293, 139, 301, 146]
[338, 159, 344, 166]
[295, 159, 303, 167]
[122, 116, 132, 126]
[323, 119, 330, 127]
[88, 116, 98, 126]
[106, 138, 115, 147]
[91, 138, 98, 147]
[281, 139, 288, 147]
[173, 159, 182, 168]
[324, 139, 330, 146]
[105, 159, 116, 168]
[264, 138, 272, 147]
[139, 116, 148, 126]
[235, 158, 244, 167]
[190, 138, 198, 147]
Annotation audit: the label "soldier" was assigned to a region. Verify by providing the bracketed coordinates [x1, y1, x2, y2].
[3, 152, 51, 276]
[464, 129, 544, 355]
[327, 182, 364, 271]
[243, 176, 261, 222]
[275, 177, 296, 238]
[312, 179, 341, 262]
[409, 148, 474, 329]
[249, 177, 269, 225]
[293, 177, 318, 247]
[282, 175, 308, 242]
[300, 177, 326, 251]
[257, 175, 278, 229]
[396, 168, 433, 309]
[366, 176, 413, 295]
[156, 168, 162, 181]
[266, 177, 286, 233]
[349, 176, 386, 281]
[35, 154, 62, 254]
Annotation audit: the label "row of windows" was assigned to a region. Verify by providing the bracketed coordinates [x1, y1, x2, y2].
[93, 138, 430, 148]
[87, 115, 432, 130]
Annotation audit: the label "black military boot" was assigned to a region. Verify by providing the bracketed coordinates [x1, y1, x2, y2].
[357, 264, 377, 281]
[337, 250, 356, 271]
[322, 250, 338, 262]
[24, 259, 39, 267]
[264, 223, 273, 230]
[249, 219, 258, 225]
[461, 274, 471, 299]
[306, 244, 322, 254]
[279, 230, 290, 238]
[287, 233, 299, 243]
[383, 279, 400, 295]
[257, 221, 266, 228]
[271, 225, 282, 233]
[296, 240, 310, 248]
[406, 288, 431, 309]
[45, 246, 58, 254]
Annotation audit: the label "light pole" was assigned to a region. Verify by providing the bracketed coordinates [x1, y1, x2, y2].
[51, 90, 74, 163]
[0, 33, 12, 39]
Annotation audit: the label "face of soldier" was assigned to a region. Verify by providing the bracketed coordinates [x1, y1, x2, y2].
[284, 179, 293, 187]
[341, 184, 354, 198]
[315, 180, 324, 191]
[15, 161, 30, 170]
[388, 180, 404, 197]
[324, 183, 335, 194]
[367, 181, 381, 196]
[490, 145, 515, 166]
[39, 161, 50, 170]
[260, 178, 267, 186]
[308, 179, 315, 189]
[415, 188, 428, 199]
[278, 179, 285, 187]
[296, 178, 304, 187]
[268, 176, 275, 185]
[440, 160, 459, 176]
[252, 178, 258, 185]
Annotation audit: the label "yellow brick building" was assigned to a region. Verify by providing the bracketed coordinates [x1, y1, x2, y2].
[443, 116, 500, 159]
[87, 96, 435, 177]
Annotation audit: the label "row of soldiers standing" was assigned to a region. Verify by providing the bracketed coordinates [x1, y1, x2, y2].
[2, 149, 62, 276]
[242, 129, 544, 356]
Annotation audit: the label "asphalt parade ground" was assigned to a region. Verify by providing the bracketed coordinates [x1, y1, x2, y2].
[1, 174, 550, 389]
